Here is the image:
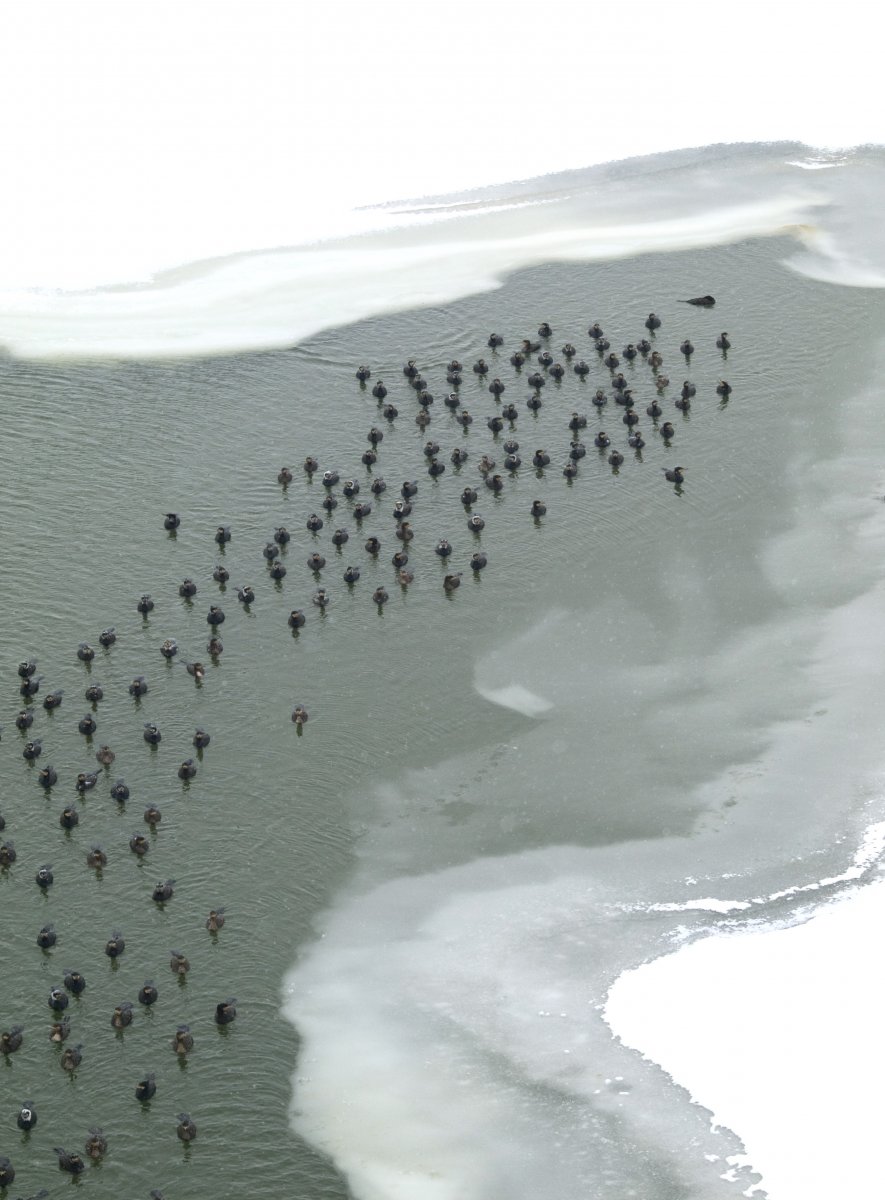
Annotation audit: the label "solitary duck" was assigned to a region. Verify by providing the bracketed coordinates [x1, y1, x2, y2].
[716, 332, 730, 349]
[682, 295, 715, 306]
[291, 705, 309, 726]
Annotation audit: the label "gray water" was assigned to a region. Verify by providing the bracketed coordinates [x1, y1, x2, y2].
[2, 232, 885, 1199]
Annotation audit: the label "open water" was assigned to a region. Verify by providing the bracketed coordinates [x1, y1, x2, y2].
[3, 142, 885, 1199]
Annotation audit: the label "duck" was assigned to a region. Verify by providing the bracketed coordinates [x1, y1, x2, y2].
[427, 458, 445, 477]
[50, 1017, 71, 1042]
[680, 340, 694, 356]
[104, 931, 125, 958]
[78, 715, 97, 736]
[17, 1102, 37, 1131]
[269, 560, 286, 580]
[179, 578, 197, 598]
[435, 539, 453, 558]
[549, 362, 565, 379]
[237, 585, 255, 604]
[54, 1147, 86, 1175]
[215, 525, 232, 544]
[152, 879, 175, 903]
[504, 453, 521, 471]
[538, 322, 552, 337]
[456, 409, 473, 426]
[623, 343, 638, 360]
[214, 997, 237, 1025]
[509, 351, 525, 369]
[206, 605, 226, 626]
[172, 1025, 194, 1054]
[0, 1158, 13, 1188]
[675, 395, 691, 411]
[43, 689, 64, 711]
[487, 333, 503, 348]
[486, 474, 504, 493]
[207, 636, 224, 656]
[530, 500, 547, 518]
[447, 359, 463, 373]
[594, 337, 611, 352]
[573, 360, 590, 378]
[278, 467, 294, 485]
[262, 542, 280, 561]
[177, 759, 197, 781]
[588, 322, 604, 339]
[83, 685, 100, 709]
[193, 728, 210, 750]
[0, 841, 16, 867]
[130, 833, 150, 855]
[443, 574, 462, 593]
[17, 658, 37, 678]
[371, 381, 387, 400]
[608, 450, 625, 468]
[682, 295, 715, 306]
[636, 338, 652, 354]
[680, 380, 696, 398]
[343, 565, 361, 584]
[19, 675, 42, 698]
[213, 564, 230, 584]
[111, 1002, 134, 1029]
[130, 675, 149, 696]
[36, 864, 54, 890]
[144, 805, 162, 826]
[331, 528, 349, 547]
[716, 332, 730, 349]
[654, 374, 671, 392]
[321, 493, 338, 512]
[59, 807, 79, 831]
[15, 708, 34, 730]
[176, 1114, 198, 1143]
[312, 589, 330, 609]
[48, 987, 68, 1011]
[603, 352, 620, 370]
[206, 908, 225, 932]
[660, 422, 675, 440]
[500, 402, 518, 421]
[77, 642, 95, 663]
[532, 449, 550, 467]
[87, 846, 108, 870]
[663, 466, 686, 484]
[403, 359, 420, 379]
[594, 432, 611, 449]
[37, 925, 57, 948]
[22, 739, 42, 760]
[306, 513, 324, 533]
[184, 661, 205, 681]
[526, 371, 545, 390]
[396, 568, 414, 586]
[291, 705, 309, 726]
[444, 391, 461, 410]
[645, 313, 662, 330]
[622, 409, 640, 426]
[646, 399, 663, 418]
[160, 638, 178, 659]
[451, 446, 468, 466]
[138, 981, 159, 1005]
[537, 350, 553, 367]
[370, 477, 388, 495]
[136, 1074, 157, 1101]
[304, 456, 319, 474]
[467, 514, 485, 532]
[84, 1128, 108, 1160]
[461, 487, 478, 506]
[169, 950, 190, 975]
[364, 536, 381, 555]
[1, 1026, 24, 1054]
[568, 412, 587, 431]
[628, 430, 645, 450]
[472, 359, 489, 375]
[716, 379, 732, 396]
[367, 426, 384, 445]
[64, 969, 86, 995]
[489, 377, 505, 396]
[561, 343, 576, 359]
[487, 415, 504, 434]
[470, 552, 487, 571]
[164, 512, 181, 530]
[60, 1045, 83, 1071]
[143, 723, 161, 745]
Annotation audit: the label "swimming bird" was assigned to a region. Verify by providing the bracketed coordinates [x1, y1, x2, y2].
[435, 539, 453, 558]
[532, 449, 550, 467]
[177, 760, 197, 780]
[1, 1026, 23, 1054]
[682, 295, 715, 306]
[660, 422, 675, 440]
[152, 879, 175, 903]
[373, 587, 389, 606]
[171, 1025, 193, 1054]
[288, 609, 306, 629]
[573, 360, 590, 378]
[84, 1128, 108, 1160]
[36, 864, 54, 890]
[608, 450, 625, 468]
[467, 514, 485, 532]
[443, 574, 462, 593]
[193, 728, 210, 750]
[291, 705, 309, 726]
[588, 322, 604, 339]
[278, 467, 294, 484]
[206, 605, 225, 626]
[214, 997, 237, 1025]
[164, 513, 180, 530]
[17, 1102, 37, 1131]
[48, 987, 68, 1011]
[215, 524, 232, 544]
[179, 578, 197, 598]
[530, 500, 547, 517]
[86, 683, 104, 703]
[22, 739, 42, 760]
[78, 715, 96, 735]
[470, 552, 487, 571]
[143, 723, 161, 744]
[716, 332, 730, 349]
[473, 359, 489, 375]
[130, 675, 149, 697]
[98, 627, 116, 647]
[137, 594, 154, 615]
[130, 833, 150, 855]
[371, 381, 387, 400]
[716, 380, 732, 396]
[312, 589, 330, 609]
[645, 313, 662, 330]
[304, 456, 319, 475]
[77, 642, 95, 663]
[663, 466, 686, 484]
[59, 807, 79, 830]
[138, 981, 159, 1005]
[169, 949, 190, 975]
[176, 1113, 197, 1143]
[0, 841, 17, 867]
[206, 908, 225, 932]
[54, 1147, 86, 1174]
[50, 1017, 70, 1042]
[213, 564, 230, 583]
[594, 432, 611, 449]
[489, 377, 505, 395]
[60, 1045, 82, 1071]
[184, 661, 205, 681]
[237, 585, 255, 604]
[0, 1159, 14, 1189]
[43, 689, 63, 711]
[19, 675, 42, 698]
[15, 708, 34, 730]
[64, 969, 86, 995]
[207, 636, 224, 655]
[105, 931, 125, 958]
[343, 566, 361, 583]
[451, 446, 468, 466]
[87, 846, 108, 869]
[461, 487, 478, 506]
[111, 1002, 134, 1029]
[136, 1074, 157, 1101]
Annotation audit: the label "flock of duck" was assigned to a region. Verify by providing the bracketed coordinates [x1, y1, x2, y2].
[1, 301, 732, 1197]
